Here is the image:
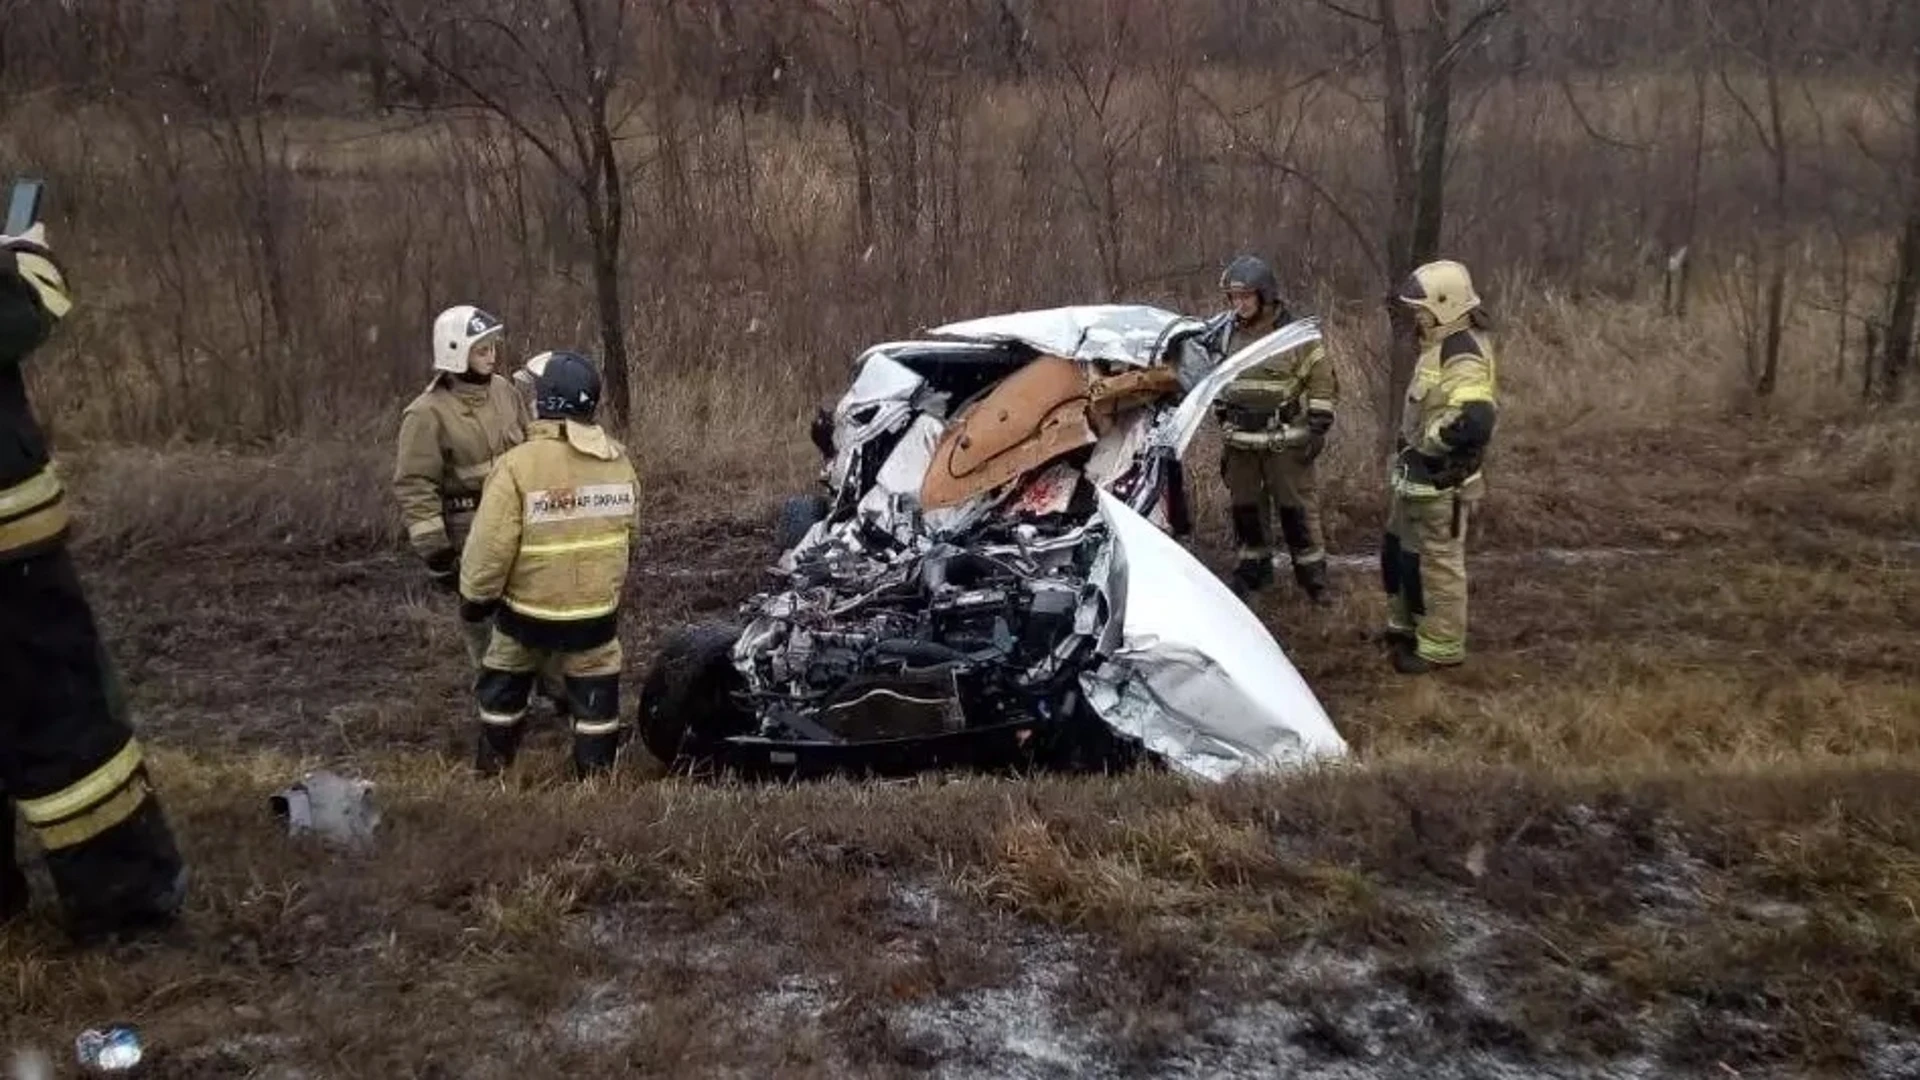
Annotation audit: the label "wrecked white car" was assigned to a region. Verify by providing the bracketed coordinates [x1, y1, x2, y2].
[636, 306, 1349, 782]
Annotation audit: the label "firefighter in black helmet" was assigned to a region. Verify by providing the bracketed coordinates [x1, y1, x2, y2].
[0, 219, 187, 942]
[1207, 254, 1339, 604]
[460, 350, 640, 779]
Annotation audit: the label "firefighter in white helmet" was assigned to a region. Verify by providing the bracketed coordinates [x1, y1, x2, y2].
[1383, 259, 1500, 674]
[391, 307, 561, 710]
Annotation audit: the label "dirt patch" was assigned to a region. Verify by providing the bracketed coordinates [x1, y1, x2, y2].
[5, 472, 1917, 1076]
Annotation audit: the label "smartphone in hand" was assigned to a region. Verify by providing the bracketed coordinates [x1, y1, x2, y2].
[6, 179, 45, 237]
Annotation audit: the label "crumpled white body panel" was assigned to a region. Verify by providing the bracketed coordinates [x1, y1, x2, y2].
[1079, 489, 1349, 782]
[1155, 317, 1323, 457]
[929, 305, 1205, 367]
[856, 414, 947, 530]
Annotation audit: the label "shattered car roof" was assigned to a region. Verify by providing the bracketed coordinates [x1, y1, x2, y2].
[927, 305, 1206, 367]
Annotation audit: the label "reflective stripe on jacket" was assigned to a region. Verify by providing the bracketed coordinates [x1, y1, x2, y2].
[1394, 324, 1499, 498]
[0, 238, 73, 561]
[1214, 307, 1339, 428]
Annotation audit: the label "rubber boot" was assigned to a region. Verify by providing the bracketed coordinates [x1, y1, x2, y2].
[1294, 560, 1332, 607]
[572, 731, 620, 781]
[1, 864, 26, 925]
[2, 810, 26, 925]
[50, 800, 188, 945]
[475, 722, 526, 778]
[1230, 557, 1274, 598]
[1, 793, 23, 924]
[1391, 640, 1436, 675]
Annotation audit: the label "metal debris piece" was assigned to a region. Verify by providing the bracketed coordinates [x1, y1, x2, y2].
[269, 770, 380, 847]
[73, 1025, 142, 1072]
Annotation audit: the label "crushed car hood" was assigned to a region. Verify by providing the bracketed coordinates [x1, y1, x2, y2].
[1079, 489, 1350, 781]
[929, 305, 1207, 368]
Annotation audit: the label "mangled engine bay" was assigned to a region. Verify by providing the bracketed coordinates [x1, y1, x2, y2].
[644, 306, 1350, 780]
[733, 516, 1114, 756]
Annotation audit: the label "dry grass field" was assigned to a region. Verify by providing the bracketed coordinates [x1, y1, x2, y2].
[2, 374, 1916, 1076]
[2, 15, 1919, 1074]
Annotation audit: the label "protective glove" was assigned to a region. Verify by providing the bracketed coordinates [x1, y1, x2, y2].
[1301, 409, 1334, 464]
[1, 223, 71, 321]
[1, 222, 47, 254]
[1301, 431, 1327, 464]
[423, 547, 459, 592]
[459, 597, 499, 623]
[1399, 445, 1472, 489]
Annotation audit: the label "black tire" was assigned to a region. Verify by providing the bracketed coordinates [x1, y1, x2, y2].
[1026, 702, 1153, 777]
[637, 623, 753, 772]
[774, 493, 829, 551]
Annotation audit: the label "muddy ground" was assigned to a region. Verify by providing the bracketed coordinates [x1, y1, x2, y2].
[3, 497, 1920, 1078]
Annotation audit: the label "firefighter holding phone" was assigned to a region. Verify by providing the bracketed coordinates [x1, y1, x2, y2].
[0, 180, 188, 942]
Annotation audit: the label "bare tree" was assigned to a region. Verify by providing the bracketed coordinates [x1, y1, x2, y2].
[1877, 47, 1920, 401]
[1710, 0, 1797, 399]
[157, 0, 312, 434]
[1665, 5, 1712, 319]
[1040, 0, 1147, 299]
[1319, 0, 1509, 439]
[369, 0, 640, 427]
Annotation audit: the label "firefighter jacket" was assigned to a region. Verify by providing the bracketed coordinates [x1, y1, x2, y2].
[0, 232, 75, 562]
[1394, 320, 1499, 498]
[1211, 306, 1338, 448]
[392, 373, 531, 567]
[459, 419, 638, 652]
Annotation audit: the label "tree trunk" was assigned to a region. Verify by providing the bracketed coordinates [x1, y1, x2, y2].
[587, 84, 631, 429]
[1883, 208, 1920, 402]
[1378, 0, 1420, 446]
[1411, 0, 1453, 266]
[1880, 59, 1920, 402]
[1757, 262, 1785, 397]
[1675, 64, 1708, 319]
[844, 108, 876, 252]
[1756, 22, 1790, 399]
[1834, 236, 1851, 385]
[1378, 0, 1416, 281]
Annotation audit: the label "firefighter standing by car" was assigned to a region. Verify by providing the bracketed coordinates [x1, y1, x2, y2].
[1208, 255, 1338, 604]
[1382, 259, 1500, 674]
[392, 306, 570, 715]
[459, 350, 638, 779]
[0, 219, 188, 942]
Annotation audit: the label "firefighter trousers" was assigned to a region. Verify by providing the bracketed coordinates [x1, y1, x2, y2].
[1221, 445, 1326, 569]
[458, 611, 566, 716]
[0, 547, 185, 937]
[473, 627, 624, 778]
[1383, 485, 1478, 665]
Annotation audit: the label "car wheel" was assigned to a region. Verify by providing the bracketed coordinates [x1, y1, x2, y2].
[774, 493, 830, 551]
[637, 623, 752, 772]
[1027, 700, 1152, 777]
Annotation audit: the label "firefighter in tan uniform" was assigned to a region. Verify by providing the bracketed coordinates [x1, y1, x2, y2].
[1208, 255, 1337, 603]
[459, 351, 638, 779]
[1, 220, 186, 941]
[393, 305, 529, 657]
[1383, 260, 1499, 674]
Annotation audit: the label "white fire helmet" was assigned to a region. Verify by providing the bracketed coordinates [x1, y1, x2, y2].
[432, 305, 505, 374]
